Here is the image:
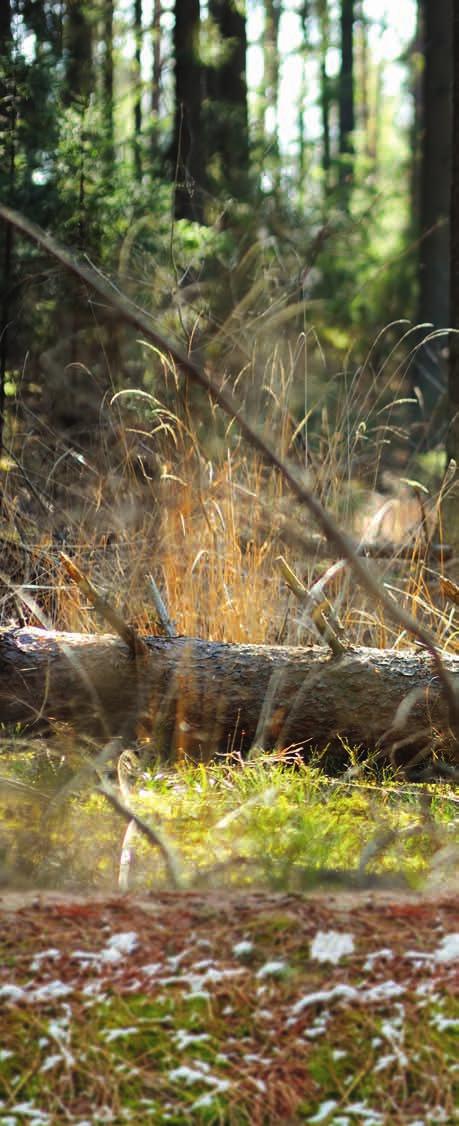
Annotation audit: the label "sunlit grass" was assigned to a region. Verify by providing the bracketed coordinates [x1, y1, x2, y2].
[0, 752, 457, 893]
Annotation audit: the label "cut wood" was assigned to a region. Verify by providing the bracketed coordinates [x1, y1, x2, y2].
[0, 628, 457, 771]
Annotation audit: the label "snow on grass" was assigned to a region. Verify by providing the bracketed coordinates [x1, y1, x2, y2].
[168, 1061, 230, 1097]
[362, 980, 405, 1002]
[434, 933, 459, 963]
[0, 984, 27, 1002]
[0, 981, 72, 1004]
[256, 959, 287, 978]
[310, 931, 355, 964]
[290, 984, 359, 1018]
[141, 961, 162, 976]
[174, 1029, 210, 1050]
[233, 939, 253, 958]
[71, 930, 139, 969]
[363, 948, 393, 972]
[101, 931, 138, 961]
[307, 1099, 338, 1123]
[430, 1013, 459, 1032]
[4, 1104, 50, 1124]
[30, 949, 60, 972]
[289, 978, 406, 1022]
[30, 981, 72, 1002]
[103, 1026, 140, 1043]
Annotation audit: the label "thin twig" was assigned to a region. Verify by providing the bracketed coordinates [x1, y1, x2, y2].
[147, 574, 176, 638]
[59, 551, 148, 657]
[98, 781, 181, 889]
[276, 554, 346, 657]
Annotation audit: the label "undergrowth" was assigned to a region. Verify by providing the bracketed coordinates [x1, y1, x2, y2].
[0, 755, 457, 893]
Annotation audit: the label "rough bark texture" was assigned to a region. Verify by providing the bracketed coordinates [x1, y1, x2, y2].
[0, 629, 457, 770]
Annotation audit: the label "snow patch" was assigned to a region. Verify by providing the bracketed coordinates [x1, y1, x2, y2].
[310, 931, 355, 964]
[174, 1029, 210, 1050]
[101, 931, 138, 963]
[434, 933, 459, 963]
[307, 1100, 338, 1122]
[103, 1027, 139, 1043]
[233, 940, 253, 958]
[30, 949, 60, 972]
[0, 984, 27, 1002]
[291, 984, 358, 1017]
[256, 960, 287, 979]
[363, 948, 393, 972]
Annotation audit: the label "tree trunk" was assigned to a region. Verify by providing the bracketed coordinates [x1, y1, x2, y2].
[63, 0, 93, 106]
[418, 0, 452, 415]
[207, 0, 249, 202]
[103, 0, 114, 176]
[0, 628, 457, 772]
[172, 0, 203, 221]
[263, 0, 281, 193]
[0, 0, 14, 457]
[356, 2, 370, 160]
[133, 0, 143, 182]
[445, 0, 459, 562]
[151, 0, 161, 119]
[338, 0, 355, 197]
[317, 0, 331, 191]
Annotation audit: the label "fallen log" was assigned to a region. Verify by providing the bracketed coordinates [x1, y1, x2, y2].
[0, 628, 458, 772]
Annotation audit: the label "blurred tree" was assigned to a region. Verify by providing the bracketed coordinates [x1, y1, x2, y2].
[133, 0, 143, 182]
[418, 0, 452, 414]
[172, 0, 204, 221]
[207, 0, 249, 204]
[0, 0, 14, 451]
[317, 0, 331, 193]
[446, 0, 459, 554]
[151, 0, 161, 130]
[443, 0, 459, 563]
[103, 0, 114, 178]
[263, 0, 281, 195]
[339, 0, 355, 199]
[63, 0, 93, 108]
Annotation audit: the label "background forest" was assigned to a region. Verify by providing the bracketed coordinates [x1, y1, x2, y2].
[0, 0, 452, 455]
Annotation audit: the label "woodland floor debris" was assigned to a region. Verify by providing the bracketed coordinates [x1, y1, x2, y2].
[0, 891, 457, 1124]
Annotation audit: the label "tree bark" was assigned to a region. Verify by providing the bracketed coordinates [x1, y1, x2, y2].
[317, 0, 331, 190]
[0, 628, 457, 771]
[0, 0, 14, 456]
[172, 0, 204, 222]
[207, 0, 249, 201]
[444, 0, 459, 565]
[339, 0, 355, 196]
[418, 0, 452, 415]
[63, 0, 93, 107]
[263, 0, 281, 193]
[151, 0, 161, 119]
[133, 0, 143, 181]
[103, 0, 114, 176]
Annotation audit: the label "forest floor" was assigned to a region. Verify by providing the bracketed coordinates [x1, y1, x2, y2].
[0, 888, 457, 1125]
[1, 312, 459, 1124]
